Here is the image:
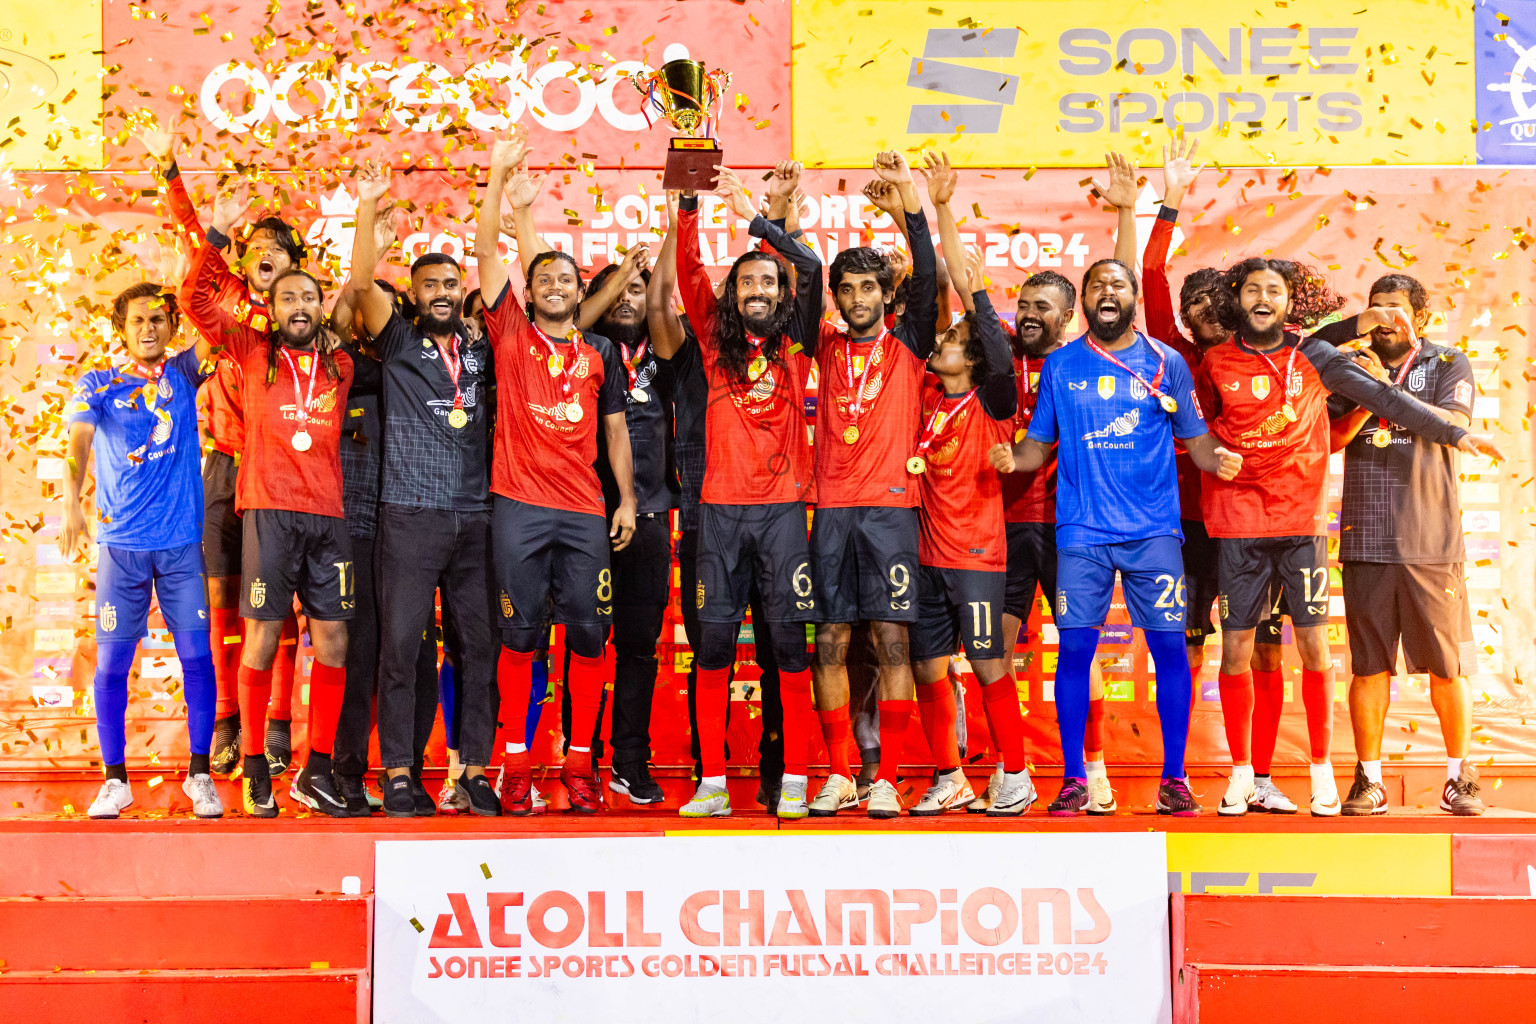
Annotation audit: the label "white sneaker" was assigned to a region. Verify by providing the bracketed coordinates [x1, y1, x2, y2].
[530, 784, 548, 813]
[88, 778, 133, 819]
[679, 781, 731, 818]
[808, 774, 857, 817]
[182, 773, 223, 818]
[1086, 770, 1117, 815]
[866, 778, 902, 819]
[910, 769, 975, 817]
[966, 764, 1003, 813]
[437, 778, 469, 814]
[1219, 766, 1256, 817]
[985, 769, 1037, 817]
[777, 776, 809, 821]
[1310, 764, 1341, 817]
[1249, 776, 1298, 814]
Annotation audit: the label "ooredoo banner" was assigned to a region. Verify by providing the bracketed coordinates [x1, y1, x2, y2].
[373, 834, 1172, 1023]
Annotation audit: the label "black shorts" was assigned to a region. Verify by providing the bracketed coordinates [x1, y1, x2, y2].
[202, 450, 242, 578]
[910, 565, 1006, 663]
[492, 496, 611, 629]
[240, 508, 354, 620]
[1343, 562, 1475, 678]
[809, 505, 919, 624]
[1180, 518, 1220, 646]
[696, 501, 815, 625]
[1003, 521, 1055, 624]
[1218, 535, 1329, 631]
[1256, 582, 1292, 646]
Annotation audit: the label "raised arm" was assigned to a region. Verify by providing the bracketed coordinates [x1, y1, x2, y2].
[475, 125, 532, 311]
[717, 167, 824, 355]
[1143, 138, 1204, 346]
[501, 160, 549, 280]
[184, 182, 256, 362]
[648, 192, 687, 360]
[970, 260, 1017, 421]
[1095, 151, 1140, 268]
[577, 243, 650, 331]
[348, 159, 400, 340]
[929, 162, 970, 314]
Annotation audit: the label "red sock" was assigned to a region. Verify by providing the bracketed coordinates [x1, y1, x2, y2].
[1218, 671, 1255, 763]
[1085, 696, 1106, 762]
[1301, 667, 1334, 760]
[778, 668, 814, 776]
[817, 705, 853, 779]
[876, 699, 915, 784]
[210, 607, 243, 718]
[565, 653, 606, 754]
[495, 648, 535, 760]
[981, 680, 1027, 773]
[306, 661, 345, 756]
[696, 667, 731, 778]
[237, 664, 273, 757]
[1251, 669, 1285, 773]
[915, 681, 960, 771]
[269, 613, 300, 721]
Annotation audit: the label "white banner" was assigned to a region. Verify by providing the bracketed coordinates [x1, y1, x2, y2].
[374, 834, 1171, 1024]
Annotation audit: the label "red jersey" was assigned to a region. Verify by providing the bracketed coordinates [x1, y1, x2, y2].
[483, 283, 628, 516]
[1141, 208, 1209, 522]
[813, 321, 927, 508]
[917, 378, 1012, 571]
[677, 204, 818, 507]
[1000, 352, 1055, 524]
[185, 240, 353, 518]
[169, 169, 255, 457]
[1196, 333, 1467, 538]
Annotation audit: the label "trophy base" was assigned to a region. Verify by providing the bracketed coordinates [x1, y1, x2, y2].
[663, 138, 723, 191]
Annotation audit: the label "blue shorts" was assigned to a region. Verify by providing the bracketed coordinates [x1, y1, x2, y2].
[96, 542, 208, 641]
[1055, 536, 1186, 632]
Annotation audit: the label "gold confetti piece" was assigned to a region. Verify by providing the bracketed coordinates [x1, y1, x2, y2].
[480, 863, 492, 879]
[311, 961, 330, 970]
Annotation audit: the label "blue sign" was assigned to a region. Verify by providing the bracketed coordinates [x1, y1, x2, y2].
[1477, 1, 1536, 163]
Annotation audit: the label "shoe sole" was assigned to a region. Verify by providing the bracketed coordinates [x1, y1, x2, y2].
[867, 809, 900, 819]
[1048, 808, 1081, 817]
[1158, 808, 1201, 817]
[777, 810, 809, 821]
[1086, 804, 1117, 816]
[1251, 804, 1298, 815]
[1310, 804, 1342, 817]
[1342, 804, 1389, 816]
[678, 808, 731, 818]
[244, 803, 278, 818]
[986, 796, 1035, 817]
[608, 781, 663, 805]
[965, 804, 989, 813]
[1217, 803, 1250, 817]
[1440, 801, 1485, 816]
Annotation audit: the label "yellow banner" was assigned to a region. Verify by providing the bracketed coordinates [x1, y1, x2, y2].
[792, 0, 1476, 167]
[1167, 833, 1451, 896]
[0, 2, 102, 169]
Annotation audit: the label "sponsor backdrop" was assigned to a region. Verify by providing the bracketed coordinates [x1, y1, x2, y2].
[373, 834, 1171, 1023]
[1, 1, 1533, 783]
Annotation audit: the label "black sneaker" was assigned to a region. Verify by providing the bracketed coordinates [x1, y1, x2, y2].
[1048, 778, 1089, 816]
[383, 775, 416, 818]
[291, 763, 349, 817]
[264, 719, 292, 776]
[337, 774, 373, 817]
[210, 714, 241, 775]
[408, 770, 436, 817]
[610, 762, 665, 805]
[1156, 777, 1200, 816]
[1341, 763, 1389, 816]
[756, 780, 782, 814]
[242, 756, 277, 818]
[462, 773, 501, 817]
[1441, 762, 1485, 816]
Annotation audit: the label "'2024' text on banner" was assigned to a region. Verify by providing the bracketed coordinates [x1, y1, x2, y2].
[792, 0, 1478, 167]
[373, 834, 1172, 1023]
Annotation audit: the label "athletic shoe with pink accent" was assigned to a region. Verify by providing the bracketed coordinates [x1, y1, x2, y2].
[1156, 777, 1200, 817]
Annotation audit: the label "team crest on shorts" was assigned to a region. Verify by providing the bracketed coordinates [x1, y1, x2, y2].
[1219, 594, 1229, 621]
[249, 579, 266, 609]
[500, 591, 515, 619]
[1250, 375, 1270, 400]
[1056, 592, 1068, 617]
[1096, 376, 1115, 399]
[99, 603, 117, 632]
[696, 582, 706, 609]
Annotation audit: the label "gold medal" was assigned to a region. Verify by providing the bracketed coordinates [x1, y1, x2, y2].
[630, 387, 649, 404]
[142, 383, 157, 401]
[547, 353, 564, 376]
[1281, 402, 1298, 422]
[749, 355, 767, 381]
[291, 430, 313, 452]
[907, 456, 927, 474]
[843, 425, 860, 445]
[1159, 394, 1178, 414]
[564, 400, 584, 423]
[448, 408, 467, 429]
[1371, 428, 1392, 448]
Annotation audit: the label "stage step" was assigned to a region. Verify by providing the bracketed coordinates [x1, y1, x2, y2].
[1174, 893, 1536, 967]
[1175, 963, 1536, 1024]
[0, 968, 364, 1023]
[0, 895, 369, 971]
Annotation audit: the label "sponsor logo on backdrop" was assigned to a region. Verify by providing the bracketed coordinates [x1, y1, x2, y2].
[1477, 2, 1536, 161]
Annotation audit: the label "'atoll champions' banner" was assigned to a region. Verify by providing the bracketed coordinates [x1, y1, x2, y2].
[373, 834, 1172, 1023]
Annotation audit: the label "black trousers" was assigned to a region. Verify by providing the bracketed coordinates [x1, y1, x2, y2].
[335, 533, 378, 778]
[677, 527, 783, 779]
[375, 504, 498, 768]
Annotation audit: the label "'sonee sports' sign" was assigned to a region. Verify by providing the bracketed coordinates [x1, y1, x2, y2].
[373, 834, 1171, 1023]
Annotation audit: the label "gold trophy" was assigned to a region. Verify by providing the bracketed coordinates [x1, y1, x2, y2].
[633, 58, 731, 190]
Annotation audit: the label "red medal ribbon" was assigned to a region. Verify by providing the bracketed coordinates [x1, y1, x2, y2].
[915, 388, 979, 457]
[1082, 332, 1171, 400]
[280, 347, 319, 432]
[843, 329, 887, 422]
[438, 333, 465, 412]
[1251, 338, 1301, 410]
[620, 338, 649, 390]
[1376, 340, 1423, 432]
[532, 324, 580, 400]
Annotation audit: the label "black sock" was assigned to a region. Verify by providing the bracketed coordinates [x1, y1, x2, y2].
[104, 762, 128, 783]
[244, 754, 269, 781]
[306, 751, 334, 775]
[1255, 773, 1271, 781]
[189, 753, 210, 776]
